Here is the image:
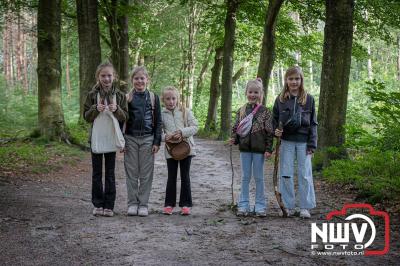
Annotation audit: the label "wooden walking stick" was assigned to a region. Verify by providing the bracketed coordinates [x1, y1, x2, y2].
[273, 122, 288, 217]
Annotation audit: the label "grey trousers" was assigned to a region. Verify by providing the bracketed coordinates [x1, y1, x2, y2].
[124, 134, 154, 208]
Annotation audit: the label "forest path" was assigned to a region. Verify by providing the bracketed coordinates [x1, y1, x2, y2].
[0, 138, 398, 265]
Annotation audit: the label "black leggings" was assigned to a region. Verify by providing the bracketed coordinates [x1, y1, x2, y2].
[165, 156, 192, 207]
[91, 152, 116, 210]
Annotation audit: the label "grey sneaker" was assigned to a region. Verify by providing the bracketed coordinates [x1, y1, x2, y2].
[92, 207, 103, 216]
[138, 206, 149, 217]
[256, 210, 267, 217]
[236, 209, 248, 217]
[127, 205, 138, 216]
[103, 209, 114, 217]
[299, 209, 311, 219]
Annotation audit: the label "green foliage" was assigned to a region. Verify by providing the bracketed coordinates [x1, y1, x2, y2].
[0, 79, 37, 138]
[68, 122, 90, 148]
[364, 79, 400, 152]
[322, 151, 400, 203]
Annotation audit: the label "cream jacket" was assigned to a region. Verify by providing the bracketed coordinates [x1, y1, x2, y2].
[161, 107, 199, 159]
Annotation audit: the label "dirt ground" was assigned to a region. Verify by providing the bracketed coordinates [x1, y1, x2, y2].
[0, 138, 399, 265]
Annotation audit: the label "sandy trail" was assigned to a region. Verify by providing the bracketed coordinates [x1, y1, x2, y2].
[0, 138, 398, 265]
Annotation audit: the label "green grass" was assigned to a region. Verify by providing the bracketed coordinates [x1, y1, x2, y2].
[0, 139, 85, 176]
[322, 150, 400, 203]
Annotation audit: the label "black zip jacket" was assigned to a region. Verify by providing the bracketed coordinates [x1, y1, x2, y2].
[272, 94, 318, 152]
[125, 89, 162, 146]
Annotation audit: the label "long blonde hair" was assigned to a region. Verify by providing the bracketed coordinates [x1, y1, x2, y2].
[162, 86, 188, 124]
[279, 66, 307, 105]
[239, 78, 264, 120]
[94, 61, 117, 84]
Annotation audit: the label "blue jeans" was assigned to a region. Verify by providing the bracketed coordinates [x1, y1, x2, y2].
[238, 152, 266, 212]
[279, 140, 316, 210]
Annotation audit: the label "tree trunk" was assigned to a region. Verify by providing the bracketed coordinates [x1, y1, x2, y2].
[205, 47, 223, 132]
[77, 0, 102, 121]
[2, 13, 11, 86]
[397, 34, 400, 81]
[367, 43, 373, 80]
[194, 40, 214, 107]
[179, 37, 188, 107]
[256, 0, 284, 104]
[219, 0, 240, 140]
[37, 0, 68, 141]
[65, 36, 72, 98]
[318, 0, 354, 164]
[186, 0, 199, 109]
[232, 61, 249, 84]
[309, 60, 313, 87]
[103, 0, 129, 86]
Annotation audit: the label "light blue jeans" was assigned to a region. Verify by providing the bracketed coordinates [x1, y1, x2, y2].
[279, 140, 316, 210]
[238, 152, 266, 212]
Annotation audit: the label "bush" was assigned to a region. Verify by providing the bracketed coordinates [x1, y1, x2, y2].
[322, 151, 400, 203]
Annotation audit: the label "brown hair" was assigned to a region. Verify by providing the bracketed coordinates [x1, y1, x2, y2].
[279, 66, 307, 105]
[239, 78, 264, 120]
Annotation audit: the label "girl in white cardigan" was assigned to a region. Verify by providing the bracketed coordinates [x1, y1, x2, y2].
[161, 86, 198, 215]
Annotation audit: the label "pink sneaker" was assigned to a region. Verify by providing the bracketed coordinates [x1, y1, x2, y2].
[181, 207, 191, 215]
[163, 206, 173, 215]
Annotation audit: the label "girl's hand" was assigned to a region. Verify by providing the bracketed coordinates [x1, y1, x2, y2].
[109, 103, 117, 112]
[120, 148, 126, 153]
[264, 152, 272, 159]
[165, 134, 172, 142]
[228, 138, 235, 145]
[306, 149, 314, 155]
[97, 103, 105, 112]
[173, 130, 182, 138]
[275, 128, 283, 137]
[152, 145, 160, 154]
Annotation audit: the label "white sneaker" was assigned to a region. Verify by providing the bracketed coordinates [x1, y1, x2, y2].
[127, 205, 138, 216]
[300, 209, 311, 219]
[138, 206, 149, 217]
[103, 209, 114, 217]
[92, 207, 103, 216]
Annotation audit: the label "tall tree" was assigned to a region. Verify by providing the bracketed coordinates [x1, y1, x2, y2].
[186, 0, 200, 109]
[194, 40, 214, 107]
[37, 0, 68, 141]
[256, 0, 284, 103]
[76, 0, 102, 121]
[318, 0, 355, 163]
[219, 0, 240, 139]
[397, 34, 400, 81]
[205, 46, 223, 131]
[101, 0, 129, 86]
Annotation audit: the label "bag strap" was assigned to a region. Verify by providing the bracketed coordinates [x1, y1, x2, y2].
[252, 104, 261, 115]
